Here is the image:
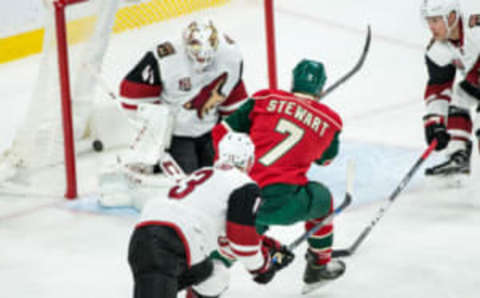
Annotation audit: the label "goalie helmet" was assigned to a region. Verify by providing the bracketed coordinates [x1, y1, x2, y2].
[420, 0, 461, 32]
[217, 132, 255, 172]
[291, 59, 327, 98]
[183, 19, 219, 72]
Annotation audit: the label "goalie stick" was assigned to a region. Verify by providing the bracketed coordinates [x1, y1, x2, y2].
[331, 140, 438, 258]
[319, 25, 371, 100]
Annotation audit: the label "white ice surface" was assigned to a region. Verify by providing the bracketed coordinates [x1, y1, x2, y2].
[0, 0, 479, 297]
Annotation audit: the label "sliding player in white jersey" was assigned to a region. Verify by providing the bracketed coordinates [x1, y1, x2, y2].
[421, 0, 480, 184]
[119, 19, 248, 175]
[127, 132, 294, 298]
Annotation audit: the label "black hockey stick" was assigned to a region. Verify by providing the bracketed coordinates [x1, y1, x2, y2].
[332, 140, 438, 258]
[286, 160, 356, 252]
[319, 25, 371, 100]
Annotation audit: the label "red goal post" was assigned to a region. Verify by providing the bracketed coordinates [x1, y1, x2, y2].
[52, 0, 88, 198]
[264, 0, 278, 90]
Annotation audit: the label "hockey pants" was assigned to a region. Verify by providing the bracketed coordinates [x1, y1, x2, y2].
[168, 132, 214, 174]
[255, 181, 333, 231]
[128, 225, 213, 298]
[256, 181, 335, 264]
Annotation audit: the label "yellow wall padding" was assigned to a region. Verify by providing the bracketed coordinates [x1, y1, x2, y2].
[0, 0, 229, 64]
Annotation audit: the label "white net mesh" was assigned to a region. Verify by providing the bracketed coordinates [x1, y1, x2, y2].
[0, 0, 232, 194]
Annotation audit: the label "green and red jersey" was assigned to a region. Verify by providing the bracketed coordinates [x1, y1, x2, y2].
[212, 89, 342, 188]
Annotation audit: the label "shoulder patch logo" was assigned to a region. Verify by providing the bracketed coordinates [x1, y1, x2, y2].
[178, 77, 192, 91]
[469, 15, 480, 28]
[142, 65, 155, 84]
[157, 42, 176, 58]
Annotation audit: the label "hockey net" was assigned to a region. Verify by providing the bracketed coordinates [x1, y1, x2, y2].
[0, 0, 244, 198]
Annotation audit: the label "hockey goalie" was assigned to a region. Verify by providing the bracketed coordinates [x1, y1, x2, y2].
[98, 19, 248, 208]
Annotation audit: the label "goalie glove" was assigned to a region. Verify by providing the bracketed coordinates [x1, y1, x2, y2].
[250, 236, 295, 284]
[423, 115, 450, 151]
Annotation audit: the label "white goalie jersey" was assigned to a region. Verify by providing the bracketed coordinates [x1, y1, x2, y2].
[136, 165, 265, 269]
[119, 34, 248, 137]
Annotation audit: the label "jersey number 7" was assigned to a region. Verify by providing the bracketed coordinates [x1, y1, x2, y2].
[258, 119, 304, 166]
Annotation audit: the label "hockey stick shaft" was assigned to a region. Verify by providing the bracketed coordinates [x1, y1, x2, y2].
[319, 25, 371, 99]
[286, 160, 355, 252]
[332, 140, 438, 257]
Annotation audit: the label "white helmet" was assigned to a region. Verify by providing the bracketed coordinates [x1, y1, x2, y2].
[183, 19, 219, 72]
[420, 0, 461, 33]
[217, 132, 255, 172]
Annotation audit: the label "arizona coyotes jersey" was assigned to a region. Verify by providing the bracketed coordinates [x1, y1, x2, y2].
[136, 166, 264, 268]
[212, 89, 343, 188]
[424, 16, 480, 117]
[120, 34, 247, 137]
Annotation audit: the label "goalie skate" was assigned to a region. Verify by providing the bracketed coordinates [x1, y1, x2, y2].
[301, 251, 346, 295]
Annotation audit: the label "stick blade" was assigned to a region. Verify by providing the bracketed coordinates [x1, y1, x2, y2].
[320, 25, 372, 98]
[346, 159, 356, 195]
[331, 249, 352, 258]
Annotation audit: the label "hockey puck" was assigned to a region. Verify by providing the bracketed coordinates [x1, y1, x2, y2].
[93, 140, 104, 152]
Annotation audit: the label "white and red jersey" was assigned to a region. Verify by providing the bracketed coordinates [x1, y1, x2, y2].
[136, 165, 265, 270]
[424, 16, 480, 118]
[120, 34, 248, 137]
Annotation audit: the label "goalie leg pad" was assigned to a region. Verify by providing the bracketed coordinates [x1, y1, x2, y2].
[124, 103, 175, 165]
[98, 167, 137, 208]
[98, 158, 173, 209]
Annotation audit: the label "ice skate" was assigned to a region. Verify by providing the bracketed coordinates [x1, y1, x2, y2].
[425, 149, 471, 177]
[301, 250, 346, 295]
[425, 144, 472, 188]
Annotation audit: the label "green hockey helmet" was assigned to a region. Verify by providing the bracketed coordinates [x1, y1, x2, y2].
[291, 59, 327, 97]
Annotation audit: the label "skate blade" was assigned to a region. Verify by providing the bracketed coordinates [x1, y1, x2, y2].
[301, 280, 328, 295]
[425, 174, 469, 189]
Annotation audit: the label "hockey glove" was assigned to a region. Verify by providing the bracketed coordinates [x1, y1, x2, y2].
[424, 115, 450, 151]
[251, 237, 295, 284]
[261, 236, 295, 270]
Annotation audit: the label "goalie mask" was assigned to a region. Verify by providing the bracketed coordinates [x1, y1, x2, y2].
[420, 0, 461, 36]
[217, 132, 255, 172]
[183, 20, 219, 72]
[291, 59, 327, 98]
